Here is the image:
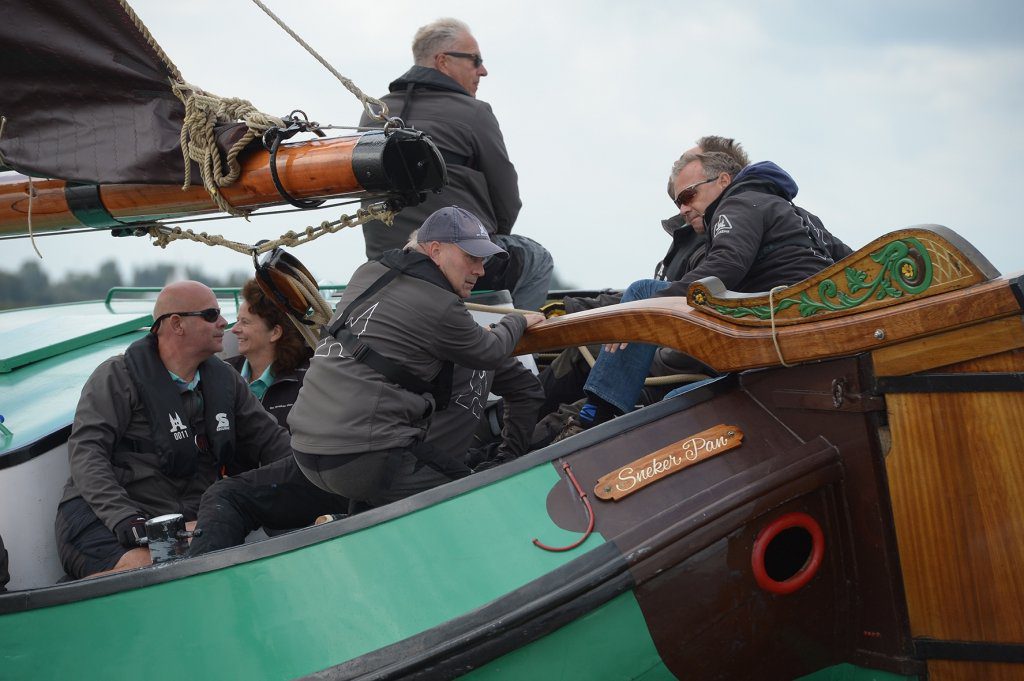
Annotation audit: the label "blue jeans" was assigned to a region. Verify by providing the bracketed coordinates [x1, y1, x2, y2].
[494, 234, 554, 311]
[582, 278, 672, 413]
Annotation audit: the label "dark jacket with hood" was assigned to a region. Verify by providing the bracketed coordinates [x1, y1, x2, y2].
[288, 249, 528, 456]
[226, 355, 308, 430]
[359, 66, 521, 260]
[59, 343, 292, 530]
[657, 161, 852, 297]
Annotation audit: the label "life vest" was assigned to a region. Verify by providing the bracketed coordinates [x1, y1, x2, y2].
[123, 334, 238, 477]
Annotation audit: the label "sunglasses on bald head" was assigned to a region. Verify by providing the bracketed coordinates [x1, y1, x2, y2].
[444, 51, 484, 68]
[674, 176, 719, 209]
[150, 308, 221, 334]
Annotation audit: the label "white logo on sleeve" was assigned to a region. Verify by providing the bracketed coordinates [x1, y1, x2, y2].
[713, 214, 734, 238]
[215, 413, 231, 432]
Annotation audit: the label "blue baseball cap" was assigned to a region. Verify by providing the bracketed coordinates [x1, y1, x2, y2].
[418, 206, 507, 258]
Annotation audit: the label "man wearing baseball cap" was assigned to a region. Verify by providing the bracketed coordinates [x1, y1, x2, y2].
[289, 205, 543, 506]
[189, 207, 544, 554]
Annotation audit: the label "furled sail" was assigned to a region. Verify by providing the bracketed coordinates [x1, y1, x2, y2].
[0, 0, 244, 184]
[0, 0, 446, 237]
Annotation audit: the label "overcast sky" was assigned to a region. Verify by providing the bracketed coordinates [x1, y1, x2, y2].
[4, 0, 1023, 289]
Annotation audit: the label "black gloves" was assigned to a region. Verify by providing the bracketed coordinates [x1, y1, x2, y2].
[113, 515, 148, 548]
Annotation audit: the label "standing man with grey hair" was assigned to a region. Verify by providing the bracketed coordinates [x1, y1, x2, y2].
[359, 18, 553, 311]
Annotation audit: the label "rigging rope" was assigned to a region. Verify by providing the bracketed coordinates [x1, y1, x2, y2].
[248, 0, 391, 123]
[768, 285, 794, 367]
[147, 201, 396, 257]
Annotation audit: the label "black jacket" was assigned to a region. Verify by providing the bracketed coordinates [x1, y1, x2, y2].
[359, 66, 521, 259]
[658, 162, 852, 297]
[227, 356, 308, 430]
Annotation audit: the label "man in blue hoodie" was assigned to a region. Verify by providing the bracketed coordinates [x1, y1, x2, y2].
[558, 149, 852, 436]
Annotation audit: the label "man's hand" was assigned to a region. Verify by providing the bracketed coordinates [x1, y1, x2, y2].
[113, 515, 148, 548]
[523, 312, 545, 328]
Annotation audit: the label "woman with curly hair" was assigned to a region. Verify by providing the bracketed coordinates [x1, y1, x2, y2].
[228, 279, 312, 430]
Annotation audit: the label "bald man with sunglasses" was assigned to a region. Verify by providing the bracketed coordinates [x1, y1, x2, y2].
[54, 280, 293, 579]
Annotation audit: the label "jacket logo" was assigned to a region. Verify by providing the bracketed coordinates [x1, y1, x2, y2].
[168, 412, 189, 441]
[713, 214, 734, 238]
[215, 413, 230, 432]
[452, 370, 487, 418]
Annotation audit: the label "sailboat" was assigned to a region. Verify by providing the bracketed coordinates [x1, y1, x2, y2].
[2, 2, 1023, 680]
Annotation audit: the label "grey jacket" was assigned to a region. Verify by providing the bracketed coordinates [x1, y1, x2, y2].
[59, 355, 292, 529]
[288, 250, 528, 456]
[359, 66, 521, 259]
[428, 358, 543, 462]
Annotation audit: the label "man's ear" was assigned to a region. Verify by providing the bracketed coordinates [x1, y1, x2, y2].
[433, 52, 449, 76]
[425, 241, 444, 262]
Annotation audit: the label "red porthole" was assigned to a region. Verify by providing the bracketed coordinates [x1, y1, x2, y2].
[751, 512, 825, 595]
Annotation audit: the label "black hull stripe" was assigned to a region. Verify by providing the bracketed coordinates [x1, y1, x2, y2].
[915, 638, 1024, 663]
[875, 372, 1024, 393]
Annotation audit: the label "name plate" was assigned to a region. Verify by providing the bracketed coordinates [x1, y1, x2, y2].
[594, 424, 743, 501]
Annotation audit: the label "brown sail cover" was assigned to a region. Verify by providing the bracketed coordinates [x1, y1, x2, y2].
[0, 0, 243, 184]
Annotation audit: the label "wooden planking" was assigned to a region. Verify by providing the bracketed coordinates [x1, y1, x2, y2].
[873, 315, 1024, 376]
[885, 349, 1024, 644]
[927, 660, 1024, 681]
[517, 275, 1023, 374]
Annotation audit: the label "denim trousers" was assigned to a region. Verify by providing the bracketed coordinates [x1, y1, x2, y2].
[494, 234, 554, 311]
[582, 278, 672, 413]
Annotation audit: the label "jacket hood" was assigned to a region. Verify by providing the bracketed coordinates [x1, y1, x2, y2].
[379, 248, 457, 295]
[660, 213, 690, 236]
[388, 66, 470, 97]
[732, 161, 799, 200]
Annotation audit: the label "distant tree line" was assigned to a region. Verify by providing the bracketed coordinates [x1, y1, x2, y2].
[0, 260, 250, 310]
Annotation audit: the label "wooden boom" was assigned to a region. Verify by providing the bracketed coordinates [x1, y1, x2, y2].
[0, 130, 446, 236]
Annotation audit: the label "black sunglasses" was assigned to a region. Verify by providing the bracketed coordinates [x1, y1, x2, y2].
[674, 176, 718, 208]
[150, 308, 221, 334]
[444, 51, 484, 68]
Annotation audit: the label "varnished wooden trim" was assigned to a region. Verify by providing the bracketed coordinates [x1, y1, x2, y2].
[517, 276, 1024, 374]
[872, 315, 1024, 377]
[0, 132, 446, 235]
[687, 226, 1000, 327]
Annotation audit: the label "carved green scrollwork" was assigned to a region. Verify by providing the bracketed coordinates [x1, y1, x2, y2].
[711, 237, 934, 320]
